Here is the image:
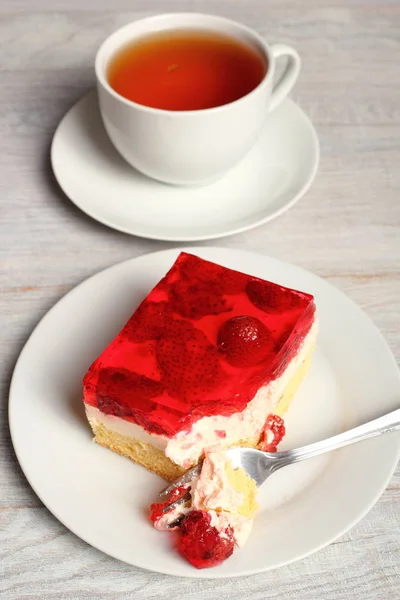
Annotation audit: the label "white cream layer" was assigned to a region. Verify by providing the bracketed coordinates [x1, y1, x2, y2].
[152, 447, 254, 546]
[153, 504, 190, 532]
[86, 318, 317, 468]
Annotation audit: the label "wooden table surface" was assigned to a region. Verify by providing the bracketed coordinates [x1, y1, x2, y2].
[1, 1, 399, 598]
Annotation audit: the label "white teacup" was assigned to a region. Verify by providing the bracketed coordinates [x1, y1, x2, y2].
[95, 13, 301, 186]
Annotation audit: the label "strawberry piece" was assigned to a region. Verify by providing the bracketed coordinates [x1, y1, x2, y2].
[178, 253, 221, 282]
[149, 486, 189, 524]
[259, 414, 286, 452]
[96, 369, 175, 434]
[97, 369, 162, 415]
[179, 510, 235, 568]
[178, 253, 247, 295]
[215, 430, 227, 439]
[218, 316, 276, 368]
[131, 410, 175, 436]
[157, 321, 225, 402]
[96, 395, 130, 418]
[216, 270, 248, 295]
[123, 301, 170, 342]
[246, 279, 305, 314]
[169, 279, 231, 320]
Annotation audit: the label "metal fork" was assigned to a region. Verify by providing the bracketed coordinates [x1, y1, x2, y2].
[159, 407, 400, 509]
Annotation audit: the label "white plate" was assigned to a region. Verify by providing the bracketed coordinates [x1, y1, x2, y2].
[51, 92, 319, 241]
[9, 248, 400, 578]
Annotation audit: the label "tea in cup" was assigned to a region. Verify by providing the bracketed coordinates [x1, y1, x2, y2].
[95, 13, 300, 186]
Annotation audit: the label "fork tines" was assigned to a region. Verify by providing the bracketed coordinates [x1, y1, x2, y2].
[158, 462, 203, 498]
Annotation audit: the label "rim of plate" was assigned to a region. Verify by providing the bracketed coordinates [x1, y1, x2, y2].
[50, 95, 320, 242]
[8, 247, 400, 578]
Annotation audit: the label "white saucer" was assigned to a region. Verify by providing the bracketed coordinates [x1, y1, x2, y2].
[51, 92, 319, 241]
[9, 247, 400, 578]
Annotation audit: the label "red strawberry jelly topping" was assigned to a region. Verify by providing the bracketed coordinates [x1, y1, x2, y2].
[218, 315, 276, 368]
[177, 253, 248, 295]
[149, 486, 189, 523]
[157, 320, 225, 402]
[97, 369, 163, 416]
[170, 279, 231, 320]
[93, 368, 174, 435]
[247, 279, 305, 314]
[123, 301, 170, 342]
[83, 253, 315, 437]
[178, 510, 235, 569]
[259, 414, 286, 452]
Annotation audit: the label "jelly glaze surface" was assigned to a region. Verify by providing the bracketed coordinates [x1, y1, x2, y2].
[83, 253, 315, 436]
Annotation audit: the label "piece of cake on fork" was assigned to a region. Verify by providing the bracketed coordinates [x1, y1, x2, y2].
[83, 252, 317, 481]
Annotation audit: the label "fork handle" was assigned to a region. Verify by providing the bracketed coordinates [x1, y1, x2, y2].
[273, 407, 400, 468]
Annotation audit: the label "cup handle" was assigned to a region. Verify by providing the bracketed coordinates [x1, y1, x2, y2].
[269, 44, 301, 112]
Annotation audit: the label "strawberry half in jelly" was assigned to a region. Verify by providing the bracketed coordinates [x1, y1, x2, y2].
[83, 253, 315, 437]
[178, 510, 235, 569]
[259, 414, 286, 452]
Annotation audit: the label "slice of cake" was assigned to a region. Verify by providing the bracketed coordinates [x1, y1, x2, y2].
[83, 252, 317, 480]
[149, 446, 259, 568]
